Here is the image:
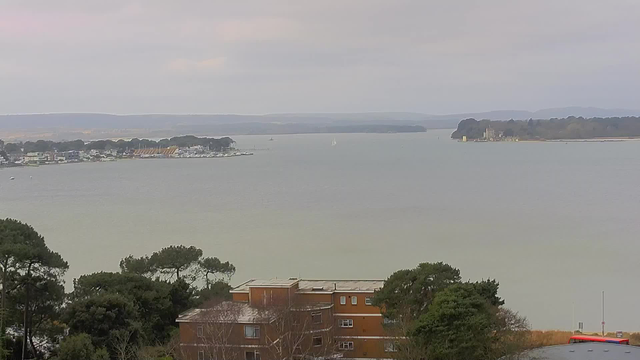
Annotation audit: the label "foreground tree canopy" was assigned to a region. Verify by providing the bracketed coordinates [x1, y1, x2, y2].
[373, 262, 529, 360]
[0, 219, 68, 360]
[1, 219, 530, 360]
[451, 116, 640, 140]
[120, 245, 236, 286]
[0, 218, 235, 360]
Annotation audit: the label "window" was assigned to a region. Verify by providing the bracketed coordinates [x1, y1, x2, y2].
[365, 297, 373, 306]
[198, 350, 205, 360]
[313, 336, 323, 347]
[340, 296, 346, 305]
[351, 296, 357, 305]
[244, 325, 260, 339]
[245, 351, 261, 360]
[383, 317, 399, 325]
[311, 312, 322, 324]
[339, 319, 353, 328]
[339, 341, 354, 351]
[384, 341, 399, 353]
[197, 325, 204, 337]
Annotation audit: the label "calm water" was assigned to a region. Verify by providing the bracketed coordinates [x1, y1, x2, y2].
[1, 129, 640, 331]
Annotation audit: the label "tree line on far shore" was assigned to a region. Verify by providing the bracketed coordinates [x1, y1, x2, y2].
[0, 136, 235, 154]
[451, 116, 640, 140]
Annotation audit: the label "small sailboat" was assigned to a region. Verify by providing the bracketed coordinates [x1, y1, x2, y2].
[331, 138, 337, 147]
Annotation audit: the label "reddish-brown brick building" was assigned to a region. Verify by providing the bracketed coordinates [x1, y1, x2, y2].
[178, 279, 398, 360]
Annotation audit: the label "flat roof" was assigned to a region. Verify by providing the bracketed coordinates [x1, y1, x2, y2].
[177, 302, 275, 324]
[231, 279, 384, 293]
[245, 279, 300, 287]
[298, 280, 384, 293]
[520, 343, 640, 360]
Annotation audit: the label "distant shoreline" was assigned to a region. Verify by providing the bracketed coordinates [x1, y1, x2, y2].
[452, 116, 640, 142]
[0, 135, 248, 169]
[517, 137, 640, 143]
[0, 124, 427, 142]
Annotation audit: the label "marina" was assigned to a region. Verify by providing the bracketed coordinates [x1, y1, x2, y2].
[0, 138, 254, 169]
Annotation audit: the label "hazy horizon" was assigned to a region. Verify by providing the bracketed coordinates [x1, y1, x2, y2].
[2, 106, 640, 117]
[1, 1, 639, 114]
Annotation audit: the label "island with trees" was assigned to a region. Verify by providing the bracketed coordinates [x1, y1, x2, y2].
[1, 136, 235, 154]
[451, 116, 640, 141]
[0, 135, 249, 168]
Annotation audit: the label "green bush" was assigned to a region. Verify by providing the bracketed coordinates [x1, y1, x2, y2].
[57, 334, 95, 360]
[94, 347, 110, 360]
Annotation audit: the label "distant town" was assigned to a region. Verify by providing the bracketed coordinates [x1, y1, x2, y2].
[0, 135, 252, 168]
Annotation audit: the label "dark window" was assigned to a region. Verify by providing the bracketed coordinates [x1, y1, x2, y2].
[313, 336, 323, 347]
[311, 312, 322, 324]
[339, 319, 353, 327]
[245, 351, 261, 360]
[339, 341, 354, 350]
[365, 297, 373, 306]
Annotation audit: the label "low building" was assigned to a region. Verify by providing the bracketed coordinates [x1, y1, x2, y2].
[46, 151, 57, 162]
[178, 278, 398, 360]
[133, 146, 178, 157]
[64, 151, 81, 162]
[483, 126, 496, 141]
[23, 152, 44, 164]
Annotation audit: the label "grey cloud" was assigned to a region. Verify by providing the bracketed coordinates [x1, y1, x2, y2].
[0, 0, 638, 114]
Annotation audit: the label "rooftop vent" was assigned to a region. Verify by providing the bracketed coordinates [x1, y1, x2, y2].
[312, 287, 324, 291]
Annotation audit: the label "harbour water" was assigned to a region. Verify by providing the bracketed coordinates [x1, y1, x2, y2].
[1, 129, 640, 331]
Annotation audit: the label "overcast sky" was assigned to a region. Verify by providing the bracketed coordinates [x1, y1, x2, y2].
[1, 0, 639, 115]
